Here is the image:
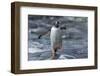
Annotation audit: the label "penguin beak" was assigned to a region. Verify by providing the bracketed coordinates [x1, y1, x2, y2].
[60, 26, 66, 30]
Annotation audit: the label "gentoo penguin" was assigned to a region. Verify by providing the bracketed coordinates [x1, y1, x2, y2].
[50, 21, 62, 59]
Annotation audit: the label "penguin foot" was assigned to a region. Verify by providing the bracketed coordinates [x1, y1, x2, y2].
[51, 53, 56, 59]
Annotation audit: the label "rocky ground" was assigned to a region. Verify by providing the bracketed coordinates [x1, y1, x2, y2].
[28, 15, 88, 61]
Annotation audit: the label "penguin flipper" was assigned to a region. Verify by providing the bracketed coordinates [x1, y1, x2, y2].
[38, 35, 42, 39]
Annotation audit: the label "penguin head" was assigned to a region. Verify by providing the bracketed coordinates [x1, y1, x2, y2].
[54, 21, 60, 28]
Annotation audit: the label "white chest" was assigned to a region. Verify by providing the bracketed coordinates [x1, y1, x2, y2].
[50, 26, 62, 47]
